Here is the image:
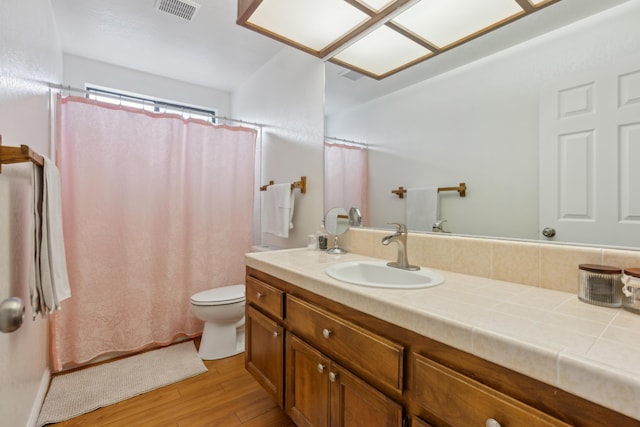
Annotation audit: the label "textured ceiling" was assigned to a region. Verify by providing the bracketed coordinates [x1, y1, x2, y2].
[50, 0, 284, 93]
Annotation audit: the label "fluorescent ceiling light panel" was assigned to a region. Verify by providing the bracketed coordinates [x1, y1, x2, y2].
[358, 0, 397, 12]
[238, 0, 561, 79]
[393, 0, 524, 48]
[246, 0, 369, 52]
[334, 25, 433, 77]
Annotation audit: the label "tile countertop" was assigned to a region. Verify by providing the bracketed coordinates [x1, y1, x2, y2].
[245, 248, 640, 421]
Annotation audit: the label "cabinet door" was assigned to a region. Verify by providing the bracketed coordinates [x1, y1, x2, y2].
[286, 333, 331, 427]
[245, 305, 284, 407]
[330, 362, 403, 427]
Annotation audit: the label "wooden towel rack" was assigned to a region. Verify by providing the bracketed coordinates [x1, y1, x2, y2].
[260, 176, 306, 194]
[392, 182, 466, 199]
[0, 135, 45, 174]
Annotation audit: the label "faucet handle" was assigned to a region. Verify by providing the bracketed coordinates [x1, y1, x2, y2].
[388, 222, 407, 234]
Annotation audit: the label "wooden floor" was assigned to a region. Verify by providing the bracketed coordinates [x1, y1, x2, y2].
[50, 342, 295, 427]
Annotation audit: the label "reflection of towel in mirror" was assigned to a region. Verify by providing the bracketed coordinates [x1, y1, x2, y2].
[262, 183, 295, 238]
[406, 187, 439, 232]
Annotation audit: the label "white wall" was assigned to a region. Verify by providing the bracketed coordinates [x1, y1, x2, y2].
[232, 48, 325, 249]
[326, 1, 640, 240]
[63, 54, 231, 116]
[0, 0, 63, 425]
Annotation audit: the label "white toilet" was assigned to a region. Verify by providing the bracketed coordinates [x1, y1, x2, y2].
[190, 284, 246, 360]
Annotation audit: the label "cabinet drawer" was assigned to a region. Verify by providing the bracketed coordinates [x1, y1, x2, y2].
[286, 295, 403, 393]
[246, 276, 283, 319]
[412, 353, 570, 427]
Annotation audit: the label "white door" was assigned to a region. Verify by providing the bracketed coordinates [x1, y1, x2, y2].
[539, 54, 640, 247]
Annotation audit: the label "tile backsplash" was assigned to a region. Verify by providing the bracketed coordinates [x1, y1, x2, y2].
[339, 228, 640, 294]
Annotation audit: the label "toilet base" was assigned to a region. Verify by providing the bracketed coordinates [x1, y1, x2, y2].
[198, 321, 245, 360]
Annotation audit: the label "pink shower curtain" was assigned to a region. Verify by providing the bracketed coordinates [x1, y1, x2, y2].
[324, 142, 368, 224]
[51, 96, 256, 371]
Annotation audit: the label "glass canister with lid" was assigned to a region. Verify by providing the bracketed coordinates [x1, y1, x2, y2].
[578, 264, 623, 307]
[621, 268, 640, 314]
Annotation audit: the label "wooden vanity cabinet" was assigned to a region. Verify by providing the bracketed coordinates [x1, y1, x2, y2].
[245, 267, 639, 427]
[245, 269, 405, 427]
[286, 333, 403, 427]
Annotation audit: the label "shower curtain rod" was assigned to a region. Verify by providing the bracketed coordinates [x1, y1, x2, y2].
[48, 83, 266, 129]
[324, 136, 368, 147]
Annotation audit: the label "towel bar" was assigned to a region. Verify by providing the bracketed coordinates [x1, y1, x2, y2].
[0, 135, 45, 173]
[392, 183, 466, 199]
[260, 176, 306, 194]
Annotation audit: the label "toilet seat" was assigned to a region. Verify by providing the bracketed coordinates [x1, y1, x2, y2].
[190, 284, 245, 306]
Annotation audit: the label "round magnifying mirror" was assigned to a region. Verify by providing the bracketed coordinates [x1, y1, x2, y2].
[324, 207, 349, 254]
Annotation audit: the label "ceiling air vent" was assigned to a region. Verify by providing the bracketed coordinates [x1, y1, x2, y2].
[155, 0, 200, 21]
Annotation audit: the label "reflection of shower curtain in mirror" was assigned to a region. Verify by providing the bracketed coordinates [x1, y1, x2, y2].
[51, 96, 256, 371]
[324, 142, 368, 225]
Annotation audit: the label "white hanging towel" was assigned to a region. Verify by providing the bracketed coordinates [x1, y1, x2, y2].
[32, 158, 72, 317]
[406, 187, 439, 232]
[262, 183, 295, 238]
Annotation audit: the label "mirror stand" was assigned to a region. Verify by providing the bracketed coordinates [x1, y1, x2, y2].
[324, 207, 350, 255]
[327, 235, 347, 254]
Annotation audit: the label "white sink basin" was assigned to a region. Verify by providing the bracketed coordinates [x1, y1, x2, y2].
[325, 261, 444, 289]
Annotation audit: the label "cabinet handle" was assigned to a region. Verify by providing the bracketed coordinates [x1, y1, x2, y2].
[256, 292, 264, 299]
[273, 331, 280, 338]
[317, 364, 326, 374]
[329, 372, 338, 382]
[322, 328, 332, 339]
[485, 418, 501, 427]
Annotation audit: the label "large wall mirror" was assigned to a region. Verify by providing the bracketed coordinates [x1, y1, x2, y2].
[323, 0, 640, 249]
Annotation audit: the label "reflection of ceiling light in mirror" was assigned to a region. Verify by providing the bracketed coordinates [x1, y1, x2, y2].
[392, 0, 524, 48]
[245, 0, 368, 52]
[333, 25, 433, 78]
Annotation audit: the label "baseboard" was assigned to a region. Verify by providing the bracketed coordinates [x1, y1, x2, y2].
[27, 367, 50, 427]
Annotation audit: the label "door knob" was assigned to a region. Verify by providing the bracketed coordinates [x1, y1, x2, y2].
[542, 227, 556, 238]
[0, 297, 25, 333]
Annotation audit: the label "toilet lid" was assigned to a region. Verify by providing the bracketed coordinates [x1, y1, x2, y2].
[191, 284, 245, 306]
